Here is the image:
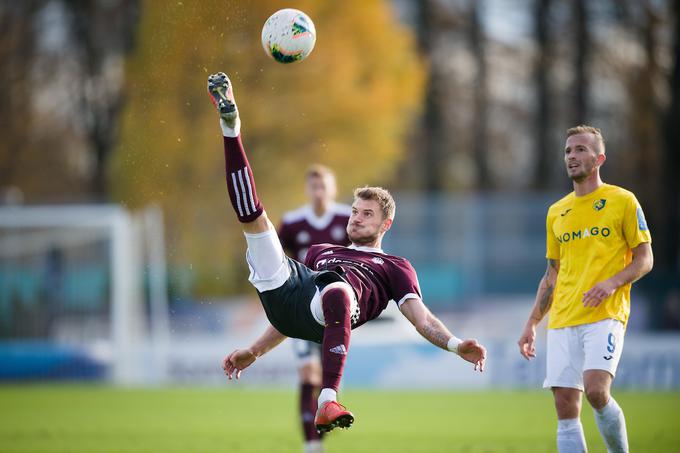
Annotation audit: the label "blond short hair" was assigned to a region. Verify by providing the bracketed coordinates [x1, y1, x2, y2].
[353, 186, 395, 220]
[566, 125, 605, 154]
[306, 164, 335, 180]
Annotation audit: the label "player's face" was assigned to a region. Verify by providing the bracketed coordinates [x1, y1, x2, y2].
[347, 198, 392, 245]
[306, 175, 336, 205]
[564, 133, 605, 182]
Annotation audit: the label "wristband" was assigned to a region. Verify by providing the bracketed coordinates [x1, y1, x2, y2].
[446, 336, 463, 355]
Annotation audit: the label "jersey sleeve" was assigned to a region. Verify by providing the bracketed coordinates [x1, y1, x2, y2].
[545, 208, 560, 260]
[622, 193, 652, 249]
[391, 260, 423, 307]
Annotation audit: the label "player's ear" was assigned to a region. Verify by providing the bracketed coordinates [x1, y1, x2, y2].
[381, 217, 393, 233]
[596, 152, 606, 167]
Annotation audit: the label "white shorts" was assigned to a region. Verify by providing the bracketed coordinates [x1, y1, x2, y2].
[244, 227, 291, 292]
[544, 318, 625, 391]
[244, 228, 358, 333]
[292, 339, 322, 366]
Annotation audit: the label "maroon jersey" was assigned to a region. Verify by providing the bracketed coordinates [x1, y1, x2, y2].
[278, 203, 351, 262]
[305, 244, 422, 328]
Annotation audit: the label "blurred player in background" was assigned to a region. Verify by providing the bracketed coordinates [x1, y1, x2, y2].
[518, 125, 653, 453]
[278, 165, 351, 453]
[207, 71, 486, 434]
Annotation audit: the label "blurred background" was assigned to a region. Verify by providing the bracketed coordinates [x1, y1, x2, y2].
[1, 0, 679, 391]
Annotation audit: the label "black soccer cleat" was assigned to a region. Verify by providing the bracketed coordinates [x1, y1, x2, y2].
[207, 72, 238, 122]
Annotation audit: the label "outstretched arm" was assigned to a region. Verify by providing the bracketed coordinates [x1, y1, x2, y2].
[222, 324, 287, 380]
[518, 258, 559, 360]
[582, 242, 653, 307]
[400, 298, 486, 372]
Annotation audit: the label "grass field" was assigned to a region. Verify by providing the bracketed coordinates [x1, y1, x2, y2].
[1, 386, 678, 453]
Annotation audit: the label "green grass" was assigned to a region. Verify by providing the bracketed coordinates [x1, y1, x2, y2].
[0, 386, 678, 453]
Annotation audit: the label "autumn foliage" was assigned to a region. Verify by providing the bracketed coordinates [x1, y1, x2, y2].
[110, 1, 424, 295]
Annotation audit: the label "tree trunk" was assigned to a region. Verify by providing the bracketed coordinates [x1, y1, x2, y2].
[68, 0, 140, 200]
[416, 0, 462, 192]
[470, 0, 490, 190]
[572, 0, 590, 124]
[533, 0, 554, 189]
[662, 0, 680, 276]
[0, 3, 39, 199]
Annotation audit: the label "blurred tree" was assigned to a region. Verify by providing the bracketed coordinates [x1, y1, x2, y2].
[110, 0, 424, 295]
[65, 0, 140, 198]
[662, 0, 680, 277]
[0, 2, 39, 202]
[572, 0, 591, 124]
[532, 0, 556, 190]
[470, 0, 490, 190]
[0, 0, 139, 203]
[416, 0, 459, 192]
[414, 0, 476, 191]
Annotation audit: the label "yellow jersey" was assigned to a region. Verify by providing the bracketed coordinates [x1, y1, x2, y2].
[545, 183, 651, 329]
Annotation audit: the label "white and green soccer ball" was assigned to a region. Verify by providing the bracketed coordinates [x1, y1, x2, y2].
[261, 9, 316, 64]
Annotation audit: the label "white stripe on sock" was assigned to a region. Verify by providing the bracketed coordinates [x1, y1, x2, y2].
[244, 167, 257, 213]
[237, 169, 251, 215]
[231, 172, 244, 217]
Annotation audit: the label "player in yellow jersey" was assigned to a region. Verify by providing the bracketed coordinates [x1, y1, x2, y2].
[518, 125, 653, 453]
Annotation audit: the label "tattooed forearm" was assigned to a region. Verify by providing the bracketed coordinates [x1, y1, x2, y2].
[538, 284, 554, 317]
[530, 259, 559, 323]
[420, 316, 451, 350]
[539, 259, 558, 316]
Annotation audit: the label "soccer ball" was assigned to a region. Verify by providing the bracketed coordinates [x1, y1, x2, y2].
[261, 9, 316, 64]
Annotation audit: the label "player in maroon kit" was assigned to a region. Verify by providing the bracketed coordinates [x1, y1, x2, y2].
[279, 165, 351, 264]
[279, 165, 351, 453]
[208, 72, 486, 433]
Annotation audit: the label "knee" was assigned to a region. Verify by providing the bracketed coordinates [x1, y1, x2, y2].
[585, 385, 609, 410]
[320, 282, 354, 318]
[553, 389, 581, 419]
[320, 282, 353, 304]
